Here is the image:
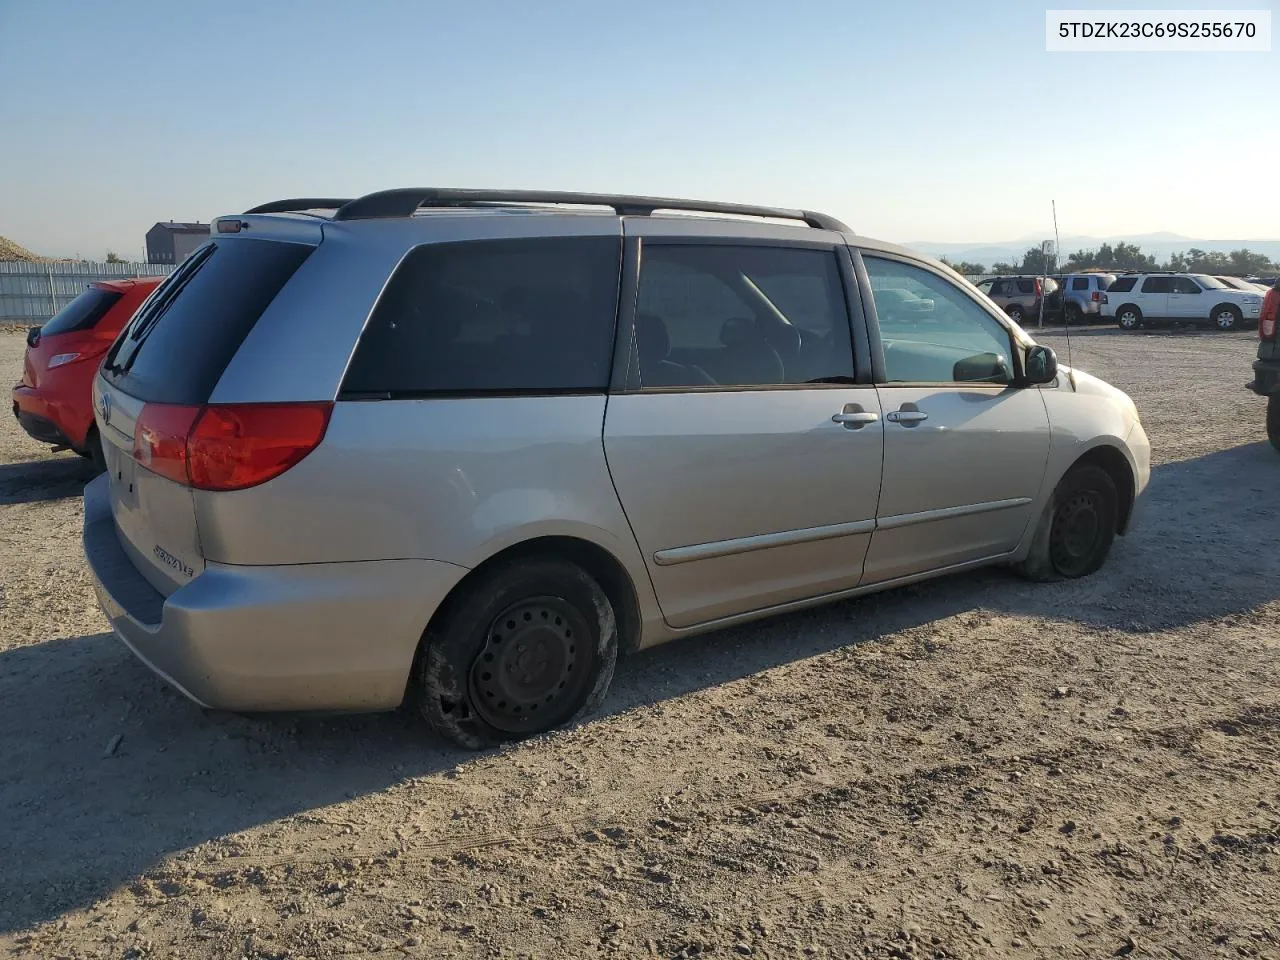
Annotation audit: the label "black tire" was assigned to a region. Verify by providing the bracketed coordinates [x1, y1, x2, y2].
[1211, 304, 1242, 332]
[78, 427, 107, 474]
[1268, 395, 1280, 454]
[416, 558, 618, 749]
[1015, 465, 1119, 582]
[1115, 305, 1142, 330]
[1065, 303, 1083, 325]
[1006, 304, 1025, 323]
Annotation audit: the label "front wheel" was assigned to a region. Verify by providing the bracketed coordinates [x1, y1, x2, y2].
[417, 558, 618, 748]
[1015, 465, 1119, 581]
[1268, 395, 1280, 454]
[1006, 304, 1025, 323]
[1212, 305, 1242, 331]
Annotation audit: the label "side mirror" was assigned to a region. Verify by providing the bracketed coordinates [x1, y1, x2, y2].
[1024, 344, 1058, 385]
[953, 352, 1011, 383]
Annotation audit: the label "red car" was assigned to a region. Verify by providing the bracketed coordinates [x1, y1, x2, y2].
[12, 276, 163, 469]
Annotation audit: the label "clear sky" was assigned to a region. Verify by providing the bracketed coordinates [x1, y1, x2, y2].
[1, 0, 1276, 259]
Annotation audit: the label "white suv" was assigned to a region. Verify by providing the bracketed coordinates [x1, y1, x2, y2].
[1102, 272, 1264, 331]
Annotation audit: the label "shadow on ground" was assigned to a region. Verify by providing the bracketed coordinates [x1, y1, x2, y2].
[1, 442, 1277, 932]
[0, 455, 99, 505]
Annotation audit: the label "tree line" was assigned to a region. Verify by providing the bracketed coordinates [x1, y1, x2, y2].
[942, 243, 1278, 277]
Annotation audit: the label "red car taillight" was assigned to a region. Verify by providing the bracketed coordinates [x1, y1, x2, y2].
[133, 402, 333, 491]
[1034, 278, 1043, 297]
[1091, 291, 1101, 302]
[1260, 287, 1279, 341]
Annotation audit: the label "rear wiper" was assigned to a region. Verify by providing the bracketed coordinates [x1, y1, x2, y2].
[806, 375, 859, 385]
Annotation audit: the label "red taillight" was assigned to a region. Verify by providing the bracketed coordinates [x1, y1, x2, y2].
[133, 402, 333, 491]
[1260, 287, 1279, 341]
[1091, 291, 1101, 302]
[1034, 278, 1043, 297]
[133, 404, 201, 485]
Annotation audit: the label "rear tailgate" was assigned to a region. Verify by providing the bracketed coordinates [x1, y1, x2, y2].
[92, 374, 204, 594]
[92, 233, 318, 595]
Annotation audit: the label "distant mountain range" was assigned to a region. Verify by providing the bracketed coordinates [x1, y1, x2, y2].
[902, 234, 1280, 268]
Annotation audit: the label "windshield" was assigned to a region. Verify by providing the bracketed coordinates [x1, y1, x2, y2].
[1192, 274, 1227, 290]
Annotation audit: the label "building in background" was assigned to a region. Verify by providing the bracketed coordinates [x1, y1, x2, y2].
[145, 221, 209, 265]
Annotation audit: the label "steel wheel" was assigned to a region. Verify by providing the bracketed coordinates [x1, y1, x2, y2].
[1050, 490, 1106, 578]
[469, 597, 590, 734]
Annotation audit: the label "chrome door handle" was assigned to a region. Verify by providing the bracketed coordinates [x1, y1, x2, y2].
[886, 410, 929, 425]
[832, 411, 879, 426]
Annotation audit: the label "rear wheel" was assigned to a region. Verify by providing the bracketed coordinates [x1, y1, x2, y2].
[1006, 304, 1025, 323]
[1015, 465, 1119, 581]
[1268, 395, 1280, 454]
[416, 558, 618, 749]
[1116, 306, 1142, 330]
[79, 427, 107, 474]
[1065, 303, 1083, 325]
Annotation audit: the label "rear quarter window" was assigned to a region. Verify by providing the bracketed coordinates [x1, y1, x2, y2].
[340, 236, 622, 397]
[102, 238, 314, 405]
[1108, 277, 1136, 293]
[40, 286, 123, 336]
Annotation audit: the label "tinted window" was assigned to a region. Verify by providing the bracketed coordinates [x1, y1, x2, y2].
[1171, 277, 1202, 294]
[632, 245, 853, 389]
[1109, 277, 1136, 293]
[342, 237, 621, 396]
[1071, 277, 1090, 291]
[989, 280, 1010, 296]
[1096, 274, 1116, 291]
[103, 238, 314, 404]
[1016, 279, 1034, 294]
[40, 286, 123, 336]
[1141, 277, 1172, 293]
[865, 256, 1014, 385]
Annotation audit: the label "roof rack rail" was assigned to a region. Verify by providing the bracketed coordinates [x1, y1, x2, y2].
[242, 198, 353, 215]
[328, 188, 851, 232]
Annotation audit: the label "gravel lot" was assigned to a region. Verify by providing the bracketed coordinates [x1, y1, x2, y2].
[1, 324, 1278, 960]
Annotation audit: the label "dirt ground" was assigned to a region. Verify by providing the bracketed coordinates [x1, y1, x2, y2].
[1, 323, 1278, 960]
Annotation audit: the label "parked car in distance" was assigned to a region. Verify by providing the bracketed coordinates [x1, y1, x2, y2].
[1051, 272, 1116, 324]
[1245, 276, 1278, 288]
[1215, 275, 1272, 294]
[1102, 272, 1264, 331]
[12, 276, 164, 468]
[82, 188, 1150, 749]
[1248, 282, 1280, 452]
[972, 275, 1060, 323]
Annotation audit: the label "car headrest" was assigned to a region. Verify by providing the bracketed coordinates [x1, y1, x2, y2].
[635, 312, 670, 360]
[719, 317, 760, 347]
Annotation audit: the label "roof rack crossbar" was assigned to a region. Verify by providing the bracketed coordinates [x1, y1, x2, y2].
[242, 198, 354, 215]
[328, 188, 850, 232]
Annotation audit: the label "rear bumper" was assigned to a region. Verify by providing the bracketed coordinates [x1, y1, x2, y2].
[1250, 359, 1280, 396]
[82, 474, 469, 713]
[12, 383, 86, 449]
[12, 399, 72, 446]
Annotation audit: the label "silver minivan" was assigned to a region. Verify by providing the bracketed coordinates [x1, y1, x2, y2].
[83, 189, 1150, 747]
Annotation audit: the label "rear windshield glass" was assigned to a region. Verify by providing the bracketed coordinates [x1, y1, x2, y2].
[102, 238, 314, 405]
[341, 236, 622, 397]
[40, 286, 123, 336]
